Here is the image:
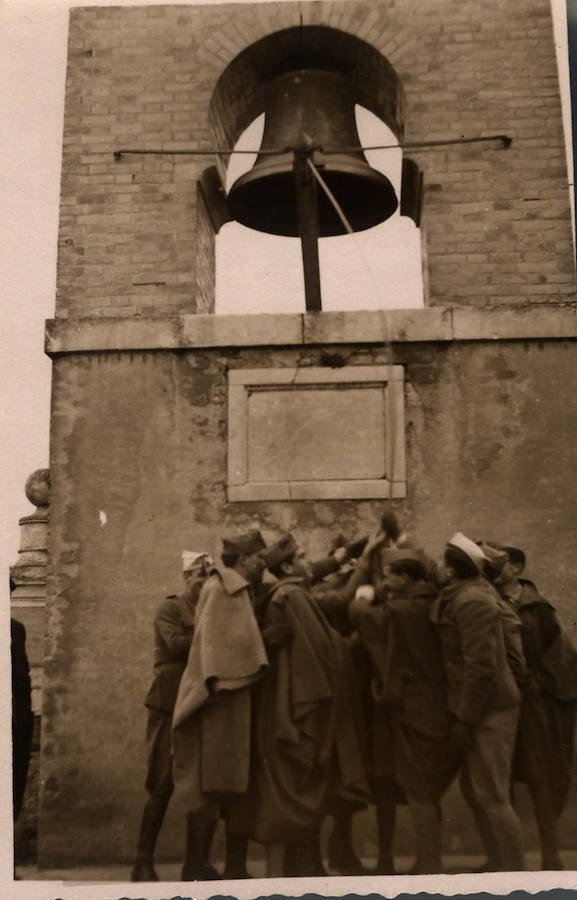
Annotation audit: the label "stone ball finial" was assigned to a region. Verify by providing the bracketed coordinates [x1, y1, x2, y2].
[25, 469, 50, 508]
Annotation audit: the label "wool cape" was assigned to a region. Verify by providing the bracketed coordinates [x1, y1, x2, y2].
[508, 579, 577, 813]
[353, 582, 458, 801]
[253, 576, 370, 844]
[171, 565, 268, 813]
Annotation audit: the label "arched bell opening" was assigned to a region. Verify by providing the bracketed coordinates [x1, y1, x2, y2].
[208, 24, 424, 314]
[215, 104, 424, 314]
[216, 113, 304, 313]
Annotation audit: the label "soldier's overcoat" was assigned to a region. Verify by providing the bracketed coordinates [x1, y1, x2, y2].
[172, 565, 268, 813]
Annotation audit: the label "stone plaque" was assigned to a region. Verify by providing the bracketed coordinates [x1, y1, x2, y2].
[248, 387, 386, 482]
[227, 366, 405, 501]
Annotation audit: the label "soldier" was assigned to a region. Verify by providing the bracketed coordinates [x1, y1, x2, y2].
[172, 531, 272, 880]
[352, 555, 458, 874]
[478, 542, 529, 699]
[495, 546, 577, 870]
[311, 527, 392, 875]
[255, 534, 372, 877]
[131, 551, 212, 882]
[430, 533, 525, 872]
[342, 514, 422, 876]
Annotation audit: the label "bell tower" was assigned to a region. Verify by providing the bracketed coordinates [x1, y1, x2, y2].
[39, 0, 577, 869]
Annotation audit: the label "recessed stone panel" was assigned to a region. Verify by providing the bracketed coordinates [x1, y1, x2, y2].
[227, 366, 405, 500]
[247, 386, 386, 482]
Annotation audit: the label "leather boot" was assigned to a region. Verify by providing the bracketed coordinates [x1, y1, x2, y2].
[528, 780, 563, 870]
[307, 834, 329, 876]
[223, 825, 251, 879]
[285, 836, 328, 876]
[181, 813, 220, 881]
[327, 798, 370, 876]
[130, 795, 170, 881]
[373, 779, 397, 875]
[328, 826, 369, 875]
[407, 801, 444, 874]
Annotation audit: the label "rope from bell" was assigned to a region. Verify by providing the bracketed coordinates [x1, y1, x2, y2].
[306, 157, 399, 499]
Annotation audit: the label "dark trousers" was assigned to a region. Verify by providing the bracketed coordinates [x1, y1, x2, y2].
[136, 708, 174, 860]
[145, 708, 174, 800]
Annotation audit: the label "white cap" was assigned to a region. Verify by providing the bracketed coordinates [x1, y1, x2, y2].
[182, 551, 212, 572]
[447, 532, 489, 571]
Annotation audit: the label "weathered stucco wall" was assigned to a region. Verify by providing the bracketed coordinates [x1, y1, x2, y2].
[39, 338, 577, 864]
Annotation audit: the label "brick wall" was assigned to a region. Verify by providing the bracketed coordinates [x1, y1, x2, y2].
[55, 0, 575, 319]
[196, 184, 216, 314]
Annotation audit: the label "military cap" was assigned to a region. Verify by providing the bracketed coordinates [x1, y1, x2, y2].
[182, 550, 213, 571]
[447, 532, 489, 571]
[222, 529, 265, 556]
[263, 533, 298, 569]
[381, 547, 425, 565]
[478, 541, 508, 571]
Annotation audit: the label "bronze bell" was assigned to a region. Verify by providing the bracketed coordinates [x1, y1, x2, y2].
[227, 69, 399, 237]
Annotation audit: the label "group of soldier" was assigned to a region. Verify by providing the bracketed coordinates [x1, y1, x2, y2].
[130, 512, 577, 881]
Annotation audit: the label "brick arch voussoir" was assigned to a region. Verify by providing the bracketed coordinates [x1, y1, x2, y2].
[197, 3, 303, 84]
[298, 1, 415, 68]
[207, 18, 406, 163]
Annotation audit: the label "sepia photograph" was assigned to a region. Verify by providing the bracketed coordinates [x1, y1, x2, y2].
[2, 0, 577, 897]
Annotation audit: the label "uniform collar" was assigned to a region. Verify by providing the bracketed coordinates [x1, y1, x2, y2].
[174, 591, 197, 624]
[440, 573, 481, 594]
[438, 574, 495, 603]
[212, 562, 250, 595]
[268, 575, 306, 596]
[405, 579, 437, 599]
[500, 581, 523, 606]
[516, 578, 553, 609]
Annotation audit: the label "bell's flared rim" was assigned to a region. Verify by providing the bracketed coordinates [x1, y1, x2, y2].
[228, 159, 398, 237]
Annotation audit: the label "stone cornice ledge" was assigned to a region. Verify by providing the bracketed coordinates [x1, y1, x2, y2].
[45, 305, 577, 355]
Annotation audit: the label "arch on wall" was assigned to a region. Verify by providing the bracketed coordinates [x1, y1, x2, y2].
[200, 25, 424, 314]
[208, 25, 405, 172]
